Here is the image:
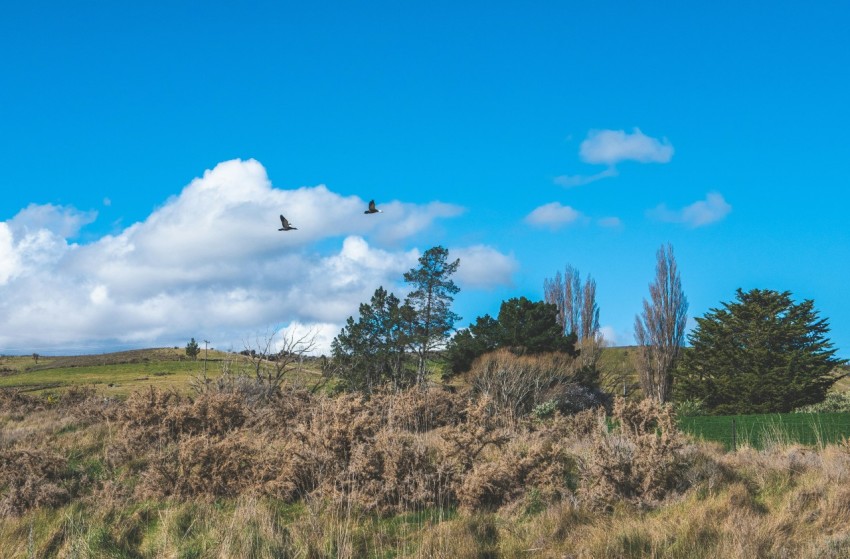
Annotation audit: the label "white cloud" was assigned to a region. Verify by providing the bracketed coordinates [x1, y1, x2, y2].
[553, 167, 619, 188]
[599, 326, 618, 346]
[598, 216, 623, 229]
[580, 128, 674, 166]
[525, 202, 584, 229]
[0, 159, 470, 354]
[649, 192, 732, 228]
[452, 245, 518, 289]
[0, 223, 20, 284]
[8, 203, 97, 239]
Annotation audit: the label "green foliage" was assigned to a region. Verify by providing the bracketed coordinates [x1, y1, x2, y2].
[185, 338, 200, 361]
[675, 288, 844, 414]
[331, 286, 414, 392]
[674, 398, 707, 417]
[403, 246, 461, 382]
[446, 296, 578, 377]
[795, 391, 850, 413]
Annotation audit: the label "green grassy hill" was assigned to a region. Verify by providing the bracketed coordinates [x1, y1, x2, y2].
[0, 348, 323, 397]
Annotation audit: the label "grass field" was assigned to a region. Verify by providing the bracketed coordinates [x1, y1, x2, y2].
[0, 348, 324, 397]
[679, 412, 850, 450]
[4, 347, 850, 557]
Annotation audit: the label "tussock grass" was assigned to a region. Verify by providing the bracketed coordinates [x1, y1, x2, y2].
[4, 377, 850, 557]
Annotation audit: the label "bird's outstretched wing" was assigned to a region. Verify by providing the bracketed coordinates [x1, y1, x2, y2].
[279, 215, 297, 230]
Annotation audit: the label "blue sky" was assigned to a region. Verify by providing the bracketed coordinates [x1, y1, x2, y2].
[1, 1, 849, 356]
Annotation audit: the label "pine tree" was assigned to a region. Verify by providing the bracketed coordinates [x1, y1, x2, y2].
[331, 287, 413, 392]
[185, 338, 200, 360]
[403, 246, 461, 384]
[675, 288, 844, 414]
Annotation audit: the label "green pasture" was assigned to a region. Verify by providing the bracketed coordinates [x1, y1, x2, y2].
[0, 348, 323, 397]
[679, 412, 850, 450]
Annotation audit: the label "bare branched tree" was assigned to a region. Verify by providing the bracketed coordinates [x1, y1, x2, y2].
[544, 265, 603, 382]
[633, 244, 688, 402]
[245, 327, 318, 387]
[191, 327, 318, 401]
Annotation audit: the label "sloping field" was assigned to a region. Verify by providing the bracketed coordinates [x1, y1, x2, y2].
[0, 348, 323, 396]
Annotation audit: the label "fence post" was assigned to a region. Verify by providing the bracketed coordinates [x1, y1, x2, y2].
[731, 418, 737, 452]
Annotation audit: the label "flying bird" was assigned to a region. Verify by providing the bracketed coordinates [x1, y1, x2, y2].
[364, 200, 383, 214]
[278, 215, 297, 231]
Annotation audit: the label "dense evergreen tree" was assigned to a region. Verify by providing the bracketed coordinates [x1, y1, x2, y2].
[675, 288, 844, 414]
[445, 314, 501, 375]
[446, 297, 579, 377]
[331, 287, 413, 392]
[497, 297, 577, 356]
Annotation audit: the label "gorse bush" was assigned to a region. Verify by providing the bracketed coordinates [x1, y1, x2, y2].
[7, 381, 850, 557]
[0, 448, 71, 516]
[580, 397, 688, 510]
[1, 382, 698, 530]
[468, 349, 588, 422]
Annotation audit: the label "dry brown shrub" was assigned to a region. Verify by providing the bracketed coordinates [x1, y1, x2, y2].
[0, 389, 43, 414]
[438, 396, 510, 473]
[382, 386, 465, 432]
[454, 415, 578, 512]
[342, 429, 450, 514]
[457, 460, 520, 511]
[301, 392, 383, 467]
[259, 438, 325, 501]
[0, 448, 70, 516]
[468, 350, 575, 421]
[580, 397, 687, 510]
[249, 385, 315, 432]
[137, 433, 260, 498]
[565, 407, 603, 437]
[116, 388, 247, 448]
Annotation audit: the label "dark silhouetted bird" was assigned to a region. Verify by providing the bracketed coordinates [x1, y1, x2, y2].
[278, 215, 297, 231]
[364, 200, 383, 214]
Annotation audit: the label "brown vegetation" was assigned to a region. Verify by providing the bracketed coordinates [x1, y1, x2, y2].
[3, 380, 850, 557]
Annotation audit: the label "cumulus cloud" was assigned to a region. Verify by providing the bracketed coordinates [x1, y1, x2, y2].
[0, 159, 479, 354]
[452, 245, 518, 289]
[525, 202, 584, 229]
[649, 192, 732, 228]
[580, 128, 674, 166]
[8, 203, 97, 239]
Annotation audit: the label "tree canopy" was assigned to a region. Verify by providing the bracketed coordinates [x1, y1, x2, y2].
[674, 288, 844, 414]
[446, 296, 578, 376]
[185, 338, 200, 360]
[403, 246, 461, 384]
[331, 287, 413, 392]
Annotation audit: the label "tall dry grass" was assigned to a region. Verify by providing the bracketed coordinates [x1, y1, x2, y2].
[4, 382, 850, 557]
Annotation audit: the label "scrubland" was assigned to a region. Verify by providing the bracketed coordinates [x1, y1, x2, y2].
[3, 378, 850, 559]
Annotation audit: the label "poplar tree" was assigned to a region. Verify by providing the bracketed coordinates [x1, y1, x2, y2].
[633, 244, 688, 402]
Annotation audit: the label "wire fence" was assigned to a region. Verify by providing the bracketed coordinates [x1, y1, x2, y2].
[679, 412, 850, 450]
